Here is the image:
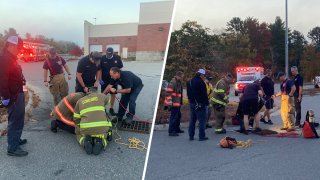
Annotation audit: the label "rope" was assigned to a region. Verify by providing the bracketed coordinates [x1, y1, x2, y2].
[112, 116, 148, 151]
[114, 96, 150, 123]
[235, 139, 253, 149]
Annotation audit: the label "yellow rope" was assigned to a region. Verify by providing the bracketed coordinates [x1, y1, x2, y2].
[235, 139, 253, 149]
[112, 117, 148, 151]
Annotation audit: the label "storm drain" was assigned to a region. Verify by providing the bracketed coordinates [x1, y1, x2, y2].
[119, 120, 151, 134]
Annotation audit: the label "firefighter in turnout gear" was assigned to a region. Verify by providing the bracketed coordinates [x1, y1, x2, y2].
[211, 73, 234, 134]
[164, 71, 184, 136]
[73, 87, 112, 155]
[50, 92, 86, 134]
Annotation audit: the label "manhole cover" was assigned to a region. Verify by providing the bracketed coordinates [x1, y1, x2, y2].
[119, 120, 151, 134]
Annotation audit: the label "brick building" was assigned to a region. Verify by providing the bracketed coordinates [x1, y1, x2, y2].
[84, 1, 174, 61]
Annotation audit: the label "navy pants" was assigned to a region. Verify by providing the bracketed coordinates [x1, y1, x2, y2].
[168, 107, 182, 134]
[117, 85, 143, 119]
[7, 93, 25, 152]
[188, 103, 206, 139]
[53, 119, 75, 134]
[294, 96, 302, 126]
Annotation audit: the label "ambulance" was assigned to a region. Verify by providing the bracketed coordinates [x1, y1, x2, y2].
[234, 66, 264, 96]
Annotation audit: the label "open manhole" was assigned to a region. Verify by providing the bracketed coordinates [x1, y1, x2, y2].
[119, 120, 151, 134]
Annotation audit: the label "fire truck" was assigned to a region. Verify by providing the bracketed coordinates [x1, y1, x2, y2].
[234, 66, 264, 96]
[18, 41, 51, 62]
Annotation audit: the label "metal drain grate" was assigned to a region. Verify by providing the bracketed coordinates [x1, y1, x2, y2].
[119, 120, 151, 134]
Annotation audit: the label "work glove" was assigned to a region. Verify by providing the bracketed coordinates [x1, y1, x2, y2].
[2, 99, 10, 106]
[99, 80, 105, 86]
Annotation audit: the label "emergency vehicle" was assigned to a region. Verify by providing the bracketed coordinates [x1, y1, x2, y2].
[234, 66, 264, 96]
[18, 41, 51, 62]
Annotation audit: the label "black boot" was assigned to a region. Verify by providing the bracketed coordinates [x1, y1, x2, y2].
[93, 138, 103, 155]
[50, 120, 58, 133]
[124, 116, 133, 125]
[7, 147, 28, 157]
[83, 135, 93, 155]
[19, 139, 27, 145]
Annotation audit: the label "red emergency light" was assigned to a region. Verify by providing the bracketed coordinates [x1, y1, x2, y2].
[236, 83, 245, 89]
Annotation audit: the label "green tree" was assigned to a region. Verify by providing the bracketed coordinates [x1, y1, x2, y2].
[307, 26, 320, 52]
[288, 30, 307, 68]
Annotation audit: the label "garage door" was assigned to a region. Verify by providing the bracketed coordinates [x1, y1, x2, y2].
[89, 45, 102, 53]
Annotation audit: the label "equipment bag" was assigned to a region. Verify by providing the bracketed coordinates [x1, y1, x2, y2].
[302, 111, 319, 139]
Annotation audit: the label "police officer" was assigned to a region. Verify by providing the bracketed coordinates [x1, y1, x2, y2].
[0, 36, 28, 156]
[211, 73, 233, 134]
[109, 67, 144, 124]
[291, 66, 303, 127]
[50, 92, 86, 134]
[43, 48, 72, 106]
[75, 51, 101, 93]
[73, 87, 112, 155]
[187, 69, 209, 141]
[100, 47, 123, 116]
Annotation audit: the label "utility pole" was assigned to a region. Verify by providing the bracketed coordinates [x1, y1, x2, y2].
[285, 0, 288, 75]
[94, 18, 97, 25]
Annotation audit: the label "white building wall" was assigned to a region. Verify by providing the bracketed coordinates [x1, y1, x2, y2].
[139, 1, 174, 25]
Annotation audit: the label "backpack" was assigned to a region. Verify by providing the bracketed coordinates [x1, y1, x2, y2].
[302, 111, 319, 139]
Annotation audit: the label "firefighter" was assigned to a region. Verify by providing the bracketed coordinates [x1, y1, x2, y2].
[291, 66, 303, 128]
[100, 47, 123, 116]
[109, 67, 144, 124]
[205, 76, 214, 128]
[75, 51, 101, 93]
[211, 73, 234, 134]
[277, 72, 296, 132]
[164, 71, 184, 136]
[50, 92, 86, 134]
[0, 36, 28, 157]
[43, 48, 72, 106]
[73, 87, 112, 155]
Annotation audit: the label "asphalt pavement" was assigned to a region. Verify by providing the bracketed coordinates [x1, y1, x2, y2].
[0, 59, 163, 180]
[145, 86, 320, 180]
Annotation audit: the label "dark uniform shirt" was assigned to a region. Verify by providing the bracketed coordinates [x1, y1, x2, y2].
[280, 79, 294, 95]
[100, 55, 123, 83]
[0, 51, 25, 100]
[43, 56, 66, 76]
[293, 74, 303, 97]
[76, 55, 100, 87]
[186, 75, 209, 105]
[241, 83, 261, 101]
[116, 71, 142, 90]
[261, 76, 274, 97]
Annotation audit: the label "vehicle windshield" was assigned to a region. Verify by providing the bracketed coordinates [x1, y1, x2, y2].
[238, 76, 255, 81]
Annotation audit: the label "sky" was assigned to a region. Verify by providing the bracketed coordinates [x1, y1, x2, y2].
[0, 0, 166, 46]
[173, 0, 320, 40]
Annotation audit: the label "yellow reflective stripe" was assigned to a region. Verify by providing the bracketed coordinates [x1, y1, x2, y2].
[73, 113, 81, 118]
[223, 96, 228, 100]
[214, 88, 225, 93]
[211, 97, 226, 106]
[215, 128, 223, 132]
[79, 136, 85, 145]
[79, 106, 105, 116]
[80, 121, 112, 128]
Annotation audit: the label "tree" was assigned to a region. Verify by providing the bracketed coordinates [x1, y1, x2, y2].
[269, 16, 286, 72]
[70, 46, 83, 56]
[226, 17, 245, 34]
[307, 26, 320, 52]
[289, 30, 307, 68]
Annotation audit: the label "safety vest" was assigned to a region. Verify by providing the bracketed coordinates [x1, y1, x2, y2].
[211, 79, 229, 106]
[53, 92, 85, 127]
[73, 93, 112, 136]
[164, 77, 183, 107]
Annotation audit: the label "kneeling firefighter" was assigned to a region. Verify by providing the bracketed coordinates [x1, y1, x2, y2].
[50, 92, 86, 133]
[73, 87, 112, 155]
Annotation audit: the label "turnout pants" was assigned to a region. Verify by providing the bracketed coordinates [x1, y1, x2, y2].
[49, 74, 68, 105]
[7, 93, 25, 152]
[280, 95, 295, 129]
[53, 119, 75, 134]
[188, 103, 206, 138]
[213, 105, 226, 131]
[168, 107, 182, 134]
[117, 85, 143, 119]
